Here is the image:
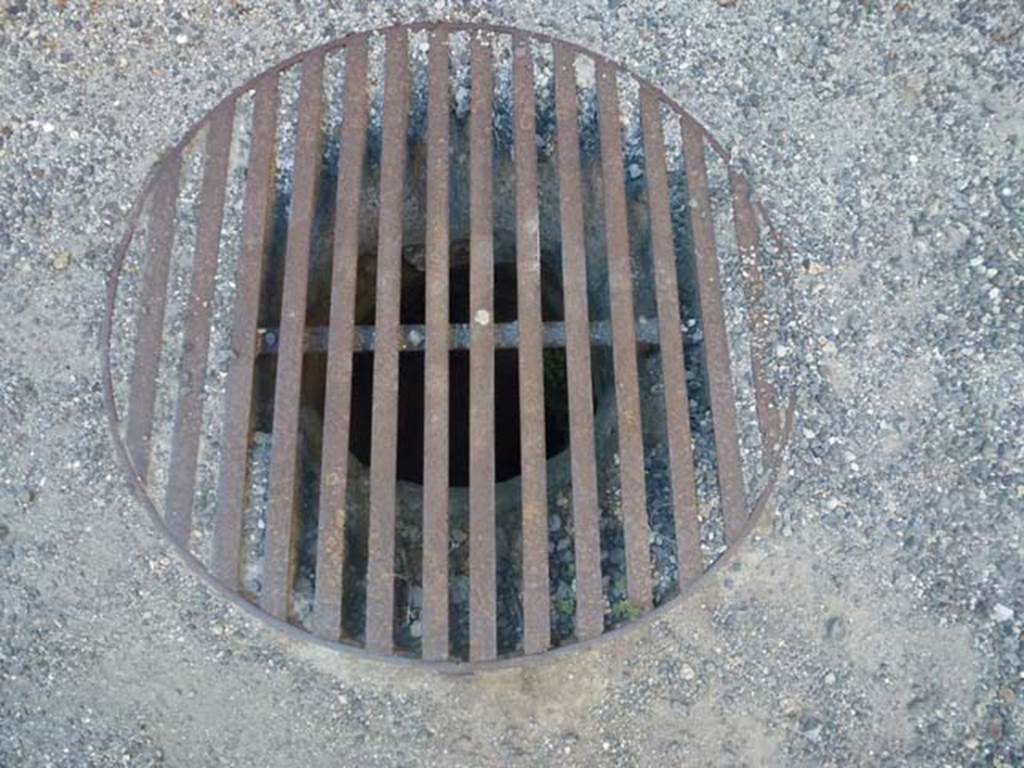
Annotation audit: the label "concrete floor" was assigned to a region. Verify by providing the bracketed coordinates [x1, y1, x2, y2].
[1, 1, 1021, 766]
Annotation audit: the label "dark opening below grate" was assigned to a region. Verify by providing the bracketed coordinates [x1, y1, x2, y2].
[102, 22, 793, 669]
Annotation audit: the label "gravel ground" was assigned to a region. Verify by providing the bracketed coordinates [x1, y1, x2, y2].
[1, 1, 1022, 766]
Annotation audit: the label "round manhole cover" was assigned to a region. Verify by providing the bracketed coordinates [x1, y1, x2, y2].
[102, 22, 793, 668]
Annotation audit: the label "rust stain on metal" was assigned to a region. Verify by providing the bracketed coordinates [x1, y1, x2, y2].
[468, 31, 498, 663]
[681, 112, 748, 546]
[164, 102, 234, 546]
[596, 60, 652, 611]
[313, 37, 370, 642]
[730, 169, 783, 465]
[102, 22, 792, 670]
[553, 41, 604, 642]
[255, 318, 665, 353]
[212, 75, 278, 591]
[639, 86, 703, 584]
[124, 151, 181, 482]
[263, 53, 326, 621]
[365, 28, 410, 654]
[421, 26, 452, 661]
[512, 32, 552, 656]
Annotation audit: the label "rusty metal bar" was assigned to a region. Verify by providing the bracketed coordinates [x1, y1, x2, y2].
[680, 113, 747, 544]
[256, 318, 664, 354]
[596, 62, 652, 610]
[125, 154, 182, 483]
[468, 32, 497, 663]
[553, 43, 603, 641]
[730, 170, 782, 464]
[262, 54, 325, 620]
[212, 76, 279, 588]
[164, 103, 235, 545]
[365, 29, 409, 653]
[313, 38, 370, 641]
[103, 22, 797, 669]
[421, 27, 451, 661]
[640, 88, 701, 581]
[512, 33, 551, 655]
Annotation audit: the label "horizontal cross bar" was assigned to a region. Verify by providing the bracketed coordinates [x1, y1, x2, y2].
[256, 317, 676, 355]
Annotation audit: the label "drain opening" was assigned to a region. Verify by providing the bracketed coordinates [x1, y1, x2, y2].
[342, 254, 571, 486]
[105, 22, 792, 667]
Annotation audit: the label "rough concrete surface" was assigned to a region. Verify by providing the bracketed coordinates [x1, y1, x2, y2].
[1, 1, 1022, 766]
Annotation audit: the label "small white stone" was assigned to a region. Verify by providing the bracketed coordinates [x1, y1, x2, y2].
[175, 33, 189, 45]
[992, 603, 1014, 623]
[474, 309, 490, 326]
[680, 663, 696, 681]
[42, 122, 55, 134]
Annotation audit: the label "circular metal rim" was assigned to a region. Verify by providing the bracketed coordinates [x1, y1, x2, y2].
[99, 19, 795, 673]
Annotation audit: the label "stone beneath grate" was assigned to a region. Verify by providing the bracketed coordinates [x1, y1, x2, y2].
[101, 21, 793, 669]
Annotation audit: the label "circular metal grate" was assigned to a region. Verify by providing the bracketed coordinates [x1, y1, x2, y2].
[102, 21, 793, 668]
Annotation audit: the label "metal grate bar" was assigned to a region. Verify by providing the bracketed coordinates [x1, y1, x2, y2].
[164, 103, 235, 545]
[125, 152, 182, 481]
[106, 23, 795, 668]
[640, 88, 701, 581]
[596, 63, 652, 610]
[680, 114, 747, 544]
[212, 76, 279, 589]
[365, 29, 410, 653]
[729, 170, 782, 464]
[468, 32, 497, 663]
[257, 318, 666, 354]
[421, 27, 451, 661]
[512, 33, 552, 656]
[262, 54, 325, 620]
[313, 38, 370, 641]
[553, 43, 604, 641]
[419, 25, 452, 663]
